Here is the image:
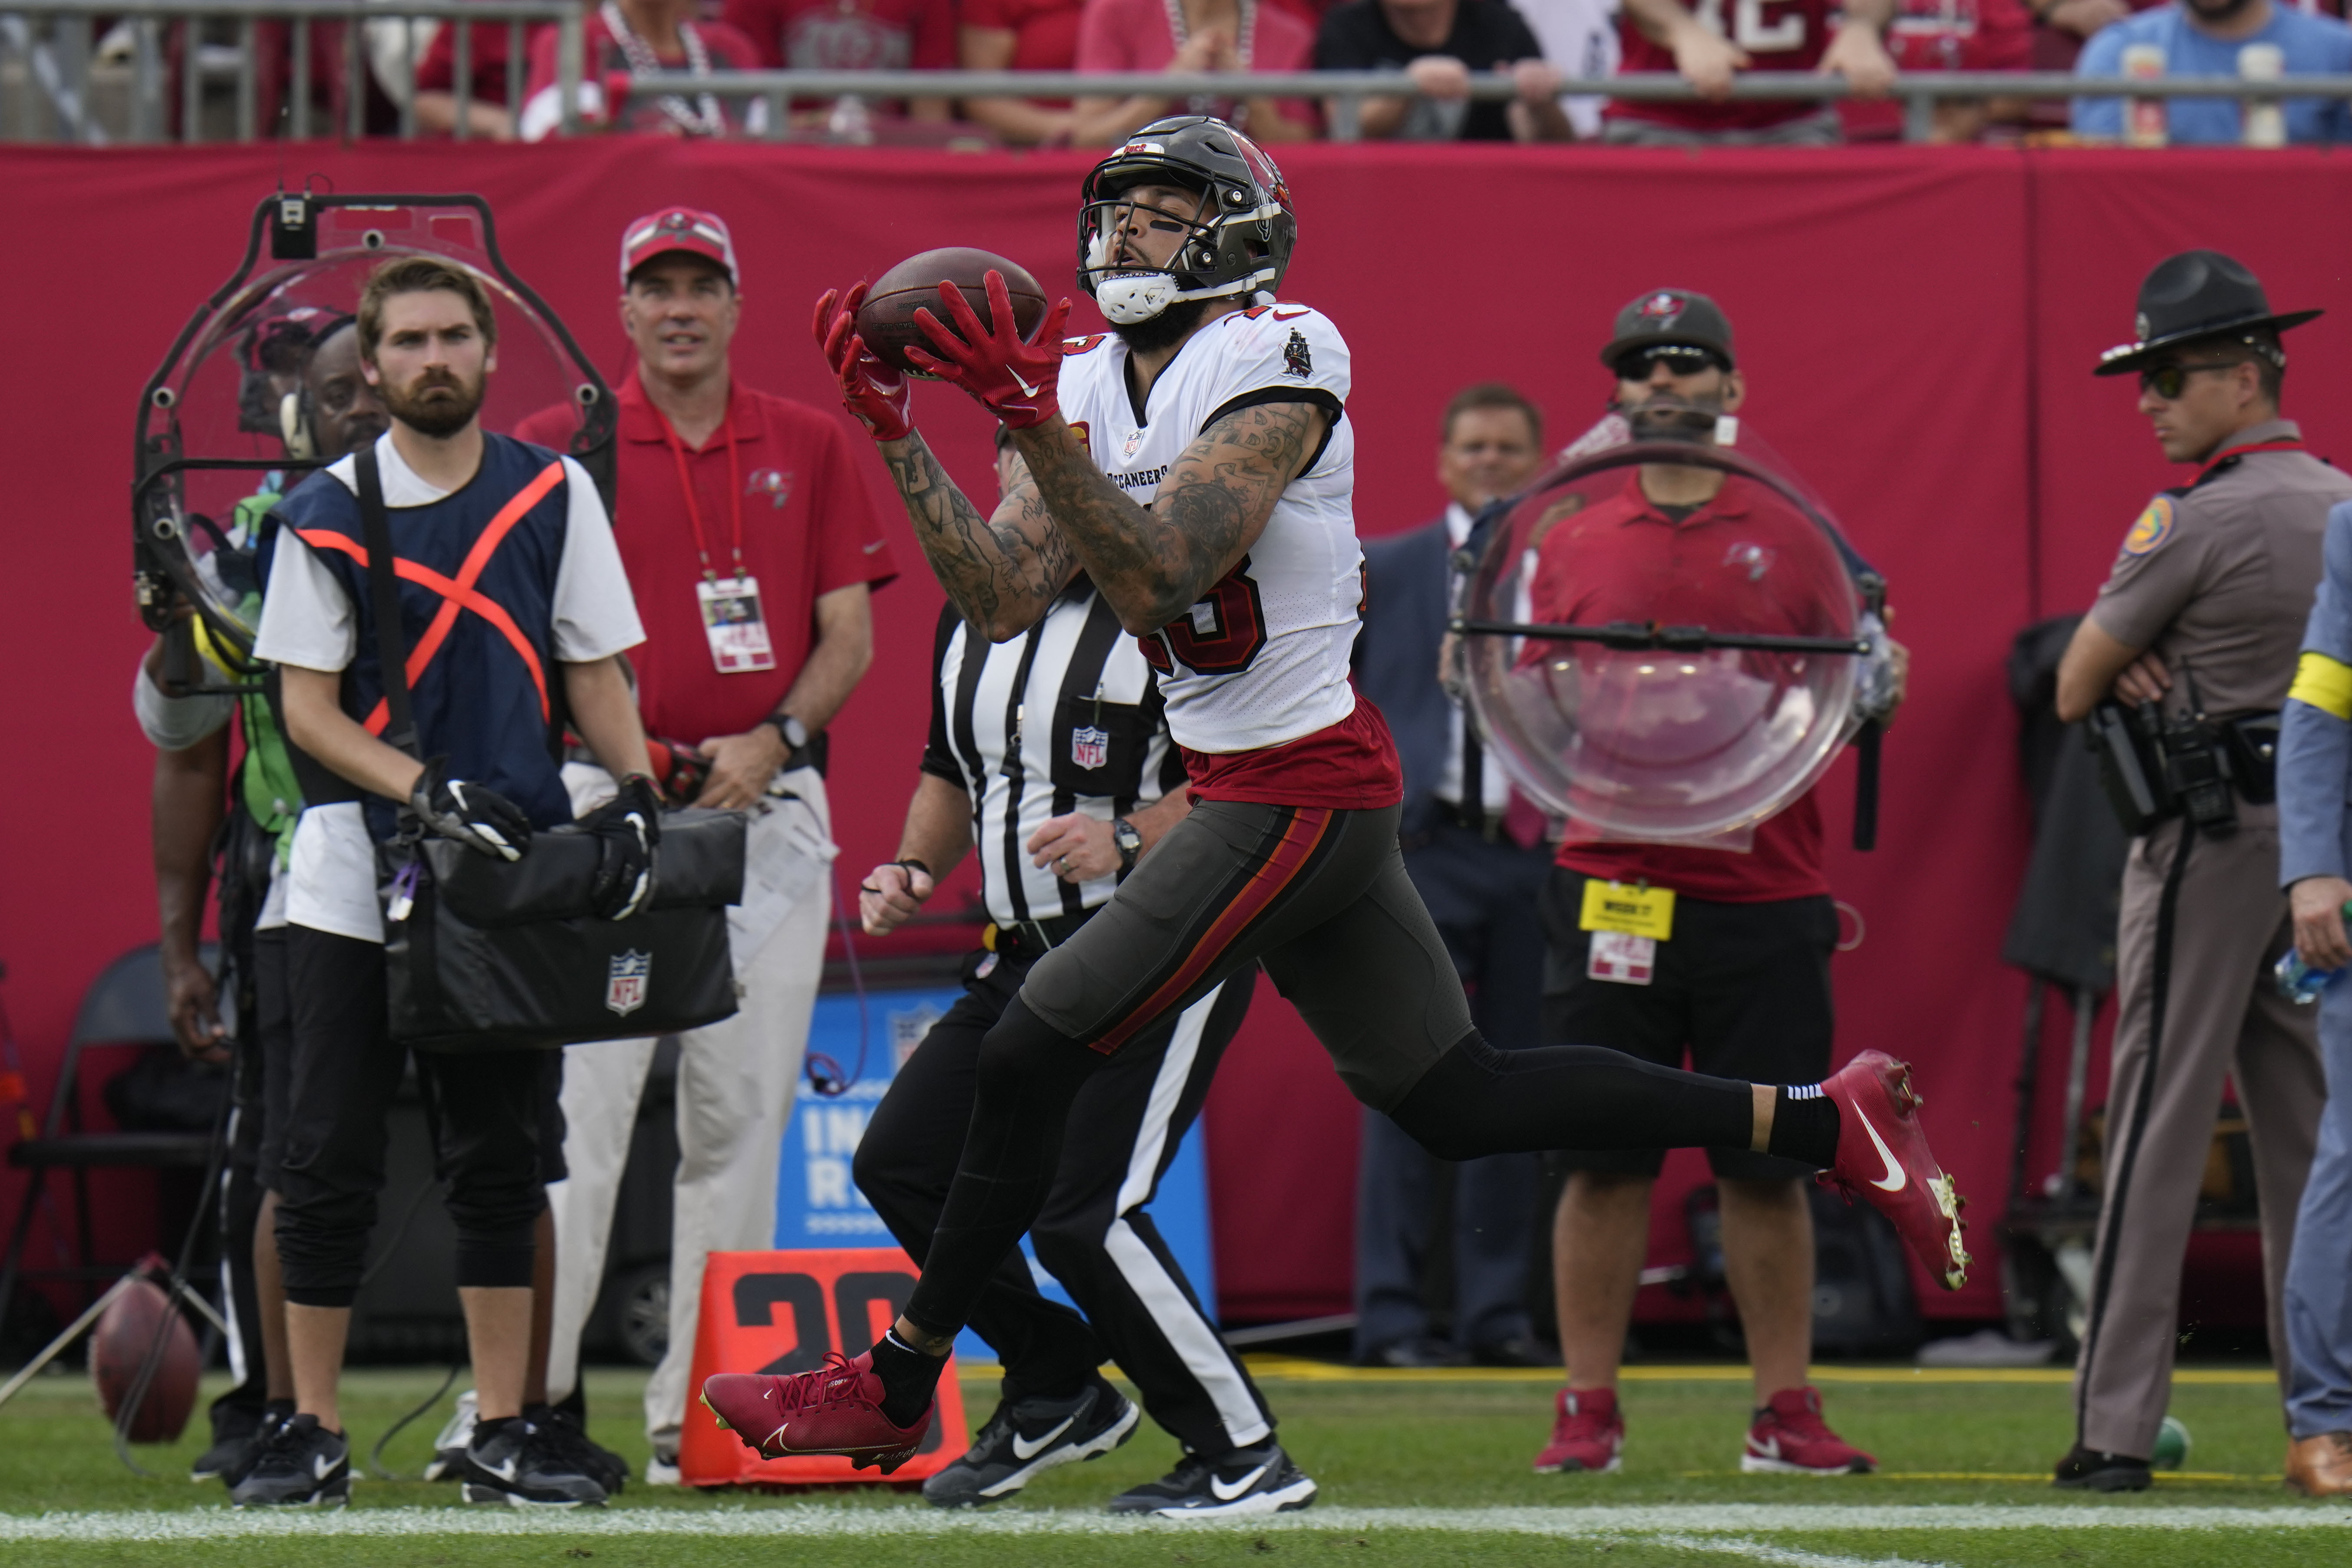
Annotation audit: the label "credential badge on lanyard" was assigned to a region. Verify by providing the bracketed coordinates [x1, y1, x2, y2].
[663, 405, 776, 672]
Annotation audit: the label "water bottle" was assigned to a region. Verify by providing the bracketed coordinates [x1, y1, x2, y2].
[2276, 949, 2339, 1005]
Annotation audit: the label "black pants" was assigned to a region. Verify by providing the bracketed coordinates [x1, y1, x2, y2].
[856, 942, 1267, 1458]
[274, 927, 548, 1308]
[901, 800, 1759, 1341]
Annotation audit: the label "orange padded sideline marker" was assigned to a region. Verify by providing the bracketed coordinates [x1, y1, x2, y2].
[679, 1248, 971, 1486]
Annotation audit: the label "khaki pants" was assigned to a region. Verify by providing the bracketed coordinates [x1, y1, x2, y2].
[544, 767, 834, 1447]
[2072, 809, 2323, 1457]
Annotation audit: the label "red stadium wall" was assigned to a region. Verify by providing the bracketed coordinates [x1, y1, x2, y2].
[6, 142, 2349, 1331]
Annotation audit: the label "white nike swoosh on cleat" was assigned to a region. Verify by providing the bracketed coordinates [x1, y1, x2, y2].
[313, 1454, 341, 1481]
[1854, 1105, 1907, 1193]
[1210, 1463, 1269, 1502]
[1012, 1415, 1075, 1460]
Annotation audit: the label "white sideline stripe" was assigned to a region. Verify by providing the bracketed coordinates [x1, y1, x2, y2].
[1, 1505, 2347, 1542]
[1650, 1535, 1945, 1568]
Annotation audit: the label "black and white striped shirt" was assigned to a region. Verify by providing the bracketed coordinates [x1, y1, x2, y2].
[923, 580, 1185, 926]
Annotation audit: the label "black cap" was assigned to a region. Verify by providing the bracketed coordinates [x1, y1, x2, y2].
[2094, 250, 2319, 376]
[1601, 288, 1735, 373]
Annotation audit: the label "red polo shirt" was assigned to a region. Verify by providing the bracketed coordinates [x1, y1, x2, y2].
[1524, 470, 1841, 904]
[515, 369, 895, 745]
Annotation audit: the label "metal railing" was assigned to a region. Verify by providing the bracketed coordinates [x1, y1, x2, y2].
[0, 0, 577, 143]
[639, 69, 2352, 145]
[7, 13, 2351, 148]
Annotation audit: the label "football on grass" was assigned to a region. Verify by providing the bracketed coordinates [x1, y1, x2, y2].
[855, 248, 1046, 378]
[89, 1277, 200, 1443]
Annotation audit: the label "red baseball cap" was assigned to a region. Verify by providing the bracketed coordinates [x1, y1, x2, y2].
[620, 208, 739, 287]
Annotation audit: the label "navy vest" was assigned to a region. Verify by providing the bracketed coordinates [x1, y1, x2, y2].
[267, 434, 577, 843]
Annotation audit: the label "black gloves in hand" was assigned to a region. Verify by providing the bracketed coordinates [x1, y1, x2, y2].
[584, 774, 662, 921]
[409, 756, 532, 862]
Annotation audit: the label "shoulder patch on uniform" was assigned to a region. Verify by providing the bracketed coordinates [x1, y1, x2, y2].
[2122, 497, 2174, 557]
[1283, 329, 1312, 379]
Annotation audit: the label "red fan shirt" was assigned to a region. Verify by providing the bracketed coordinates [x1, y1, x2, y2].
[1610, 0, 1837, 133]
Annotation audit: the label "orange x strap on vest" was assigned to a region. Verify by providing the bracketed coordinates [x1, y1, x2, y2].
[297, 460, 566, 736]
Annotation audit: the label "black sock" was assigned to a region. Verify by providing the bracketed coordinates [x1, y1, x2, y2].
[1767, 1084, 1841, 1168]
[471, 1415, 521, 1446]
[869, 1330, 945, 1428]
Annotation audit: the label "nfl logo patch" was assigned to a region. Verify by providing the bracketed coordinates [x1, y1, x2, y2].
[1071, 725, 1110, 770]
[606, 950, 650, 1017]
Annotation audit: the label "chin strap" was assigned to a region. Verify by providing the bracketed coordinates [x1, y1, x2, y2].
[1092, 268, 1275, 325]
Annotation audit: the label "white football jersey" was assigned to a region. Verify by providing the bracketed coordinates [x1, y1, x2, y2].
[1057, 304, 1362, 757]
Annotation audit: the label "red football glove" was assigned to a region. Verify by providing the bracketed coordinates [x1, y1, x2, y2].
[905, 272, 1072, 432]
[813, 283, 912, 443]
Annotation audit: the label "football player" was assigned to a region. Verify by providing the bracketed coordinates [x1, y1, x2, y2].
[703, 115, 1969, 1492]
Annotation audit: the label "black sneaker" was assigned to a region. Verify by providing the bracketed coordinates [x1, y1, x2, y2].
[527, 1402, 630, 1497]
[922, 1377, 1139, 1509]
[228, 1413, 351, 1508]
[421, 1388, 479, 1483]
[461, 1415, 608, 1507]
[1107, 1440, 1317, 1518]
[192, 1400, 274, 1483]
[2052, 1444, 2153, 1492]
[214, 1400, 298, 1489]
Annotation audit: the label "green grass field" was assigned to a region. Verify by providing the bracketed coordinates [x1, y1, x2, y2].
[3, 1360, 2347, 1567]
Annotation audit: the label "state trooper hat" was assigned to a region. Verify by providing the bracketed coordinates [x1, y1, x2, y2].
[2094, 250, 2319, 376]
[1602, 288, 1736, 373]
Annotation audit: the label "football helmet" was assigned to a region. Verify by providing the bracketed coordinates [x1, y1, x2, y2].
[1076, 115, 1296, 325]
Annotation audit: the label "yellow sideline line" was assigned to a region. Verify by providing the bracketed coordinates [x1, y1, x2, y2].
[1218, 1358, 2277, 1387]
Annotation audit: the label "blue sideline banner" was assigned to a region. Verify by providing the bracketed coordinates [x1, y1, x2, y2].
[775, 987, 1219, 1363]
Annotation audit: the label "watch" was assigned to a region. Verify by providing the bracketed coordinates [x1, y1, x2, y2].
[764, 713, 810, 758]
[1111, 817, 1143, 873]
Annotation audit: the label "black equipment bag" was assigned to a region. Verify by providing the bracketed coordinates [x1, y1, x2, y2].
[353, 444, 744, 1052]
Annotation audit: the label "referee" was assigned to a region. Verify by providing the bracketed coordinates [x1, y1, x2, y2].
[849, 430, 1310, 1518]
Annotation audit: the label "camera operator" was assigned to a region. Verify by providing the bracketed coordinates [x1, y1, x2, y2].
[134, 313, 388, 1489]
[237, 256, 655, 1509]
[2051, 250, 2345, 1492]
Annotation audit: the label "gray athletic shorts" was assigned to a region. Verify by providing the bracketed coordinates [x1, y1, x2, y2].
[1018, 798, 1473, 1113]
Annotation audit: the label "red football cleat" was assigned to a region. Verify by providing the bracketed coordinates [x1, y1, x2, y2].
[700, 1352, 932, 1474]
[1742, 1387, 1876, 1475]
[1533, 1386, 1624, 1475]
[1819, 1050, 1969, 1291]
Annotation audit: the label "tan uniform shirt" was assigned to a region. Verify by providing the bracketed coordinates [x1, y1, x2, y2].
[2091, 418, 2352, 721]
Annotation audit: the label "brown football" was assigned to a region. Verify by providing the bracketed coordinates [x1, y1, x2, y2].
[855, 248, 1047, 379]
[89, 1276, 201, 1443]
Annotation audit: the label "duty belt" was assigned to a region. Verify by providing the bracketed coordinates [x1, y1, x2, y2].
[983, 907, 1095, 963]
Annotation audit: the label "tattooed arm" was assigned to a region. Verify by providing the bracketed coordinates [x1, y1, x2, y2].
[1014, 400, 1331, 636]
[877, 431, 1080, 643]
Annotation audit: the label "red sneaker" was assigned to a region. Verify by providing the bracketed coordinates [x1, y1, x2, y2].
[1742, 1387, 1876, 1475]
[700, 1352, 932, 1474]
[1819, 1050, 1969, 1291]
[1532, 1386, 1624, 1474]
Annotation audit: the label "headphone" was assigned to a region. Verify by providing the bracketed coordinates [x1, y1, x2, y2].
[277, 313, 360, 461]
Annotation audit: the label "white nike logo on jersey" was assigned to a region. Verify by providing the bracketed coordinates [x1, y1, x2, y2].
[1012, 1415, 1075, 1460]
[1855, 1106, 1906, 1192]
[1211, 1463, 1268, 1501]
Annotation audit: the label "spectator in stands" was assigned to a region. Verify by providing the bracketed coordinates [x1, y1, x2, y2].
[1515, 0, 1622, 140]
[723, 0, 954, 127]
[414, 12, 521, 139]
[1858, 0, 2034, 142]
[521, 0, 769, 141]
[959, 0, 1085, 145]
[2072, 0, 2352, 143]
[1313, 0, 1573, 141]
[1072, 0, 1319, 146]
[1606, 0, 1898, 145]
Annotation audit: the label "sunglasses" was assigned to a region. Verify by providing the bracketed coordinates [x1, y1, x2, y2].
[1616, 344, 1724, 379]
[2138, 360, 2241, 399]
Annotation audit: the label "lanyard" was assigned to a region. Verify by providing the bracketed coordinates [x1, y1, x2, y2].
[2197, 436, 2303, 484]
[656, 401, 743, 583]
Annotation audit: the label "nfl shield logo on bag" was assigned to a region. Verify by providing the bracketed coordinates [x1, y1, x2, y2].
[1070, 725, 1109, 770]
[606, 951, 651, 1017]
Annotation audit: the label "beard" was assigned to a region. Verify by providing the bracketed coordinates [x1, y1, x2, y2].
[380, 366, 486, 438]
[1619, 390, 1723, 445]
[1111, 295, 1216, 357]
